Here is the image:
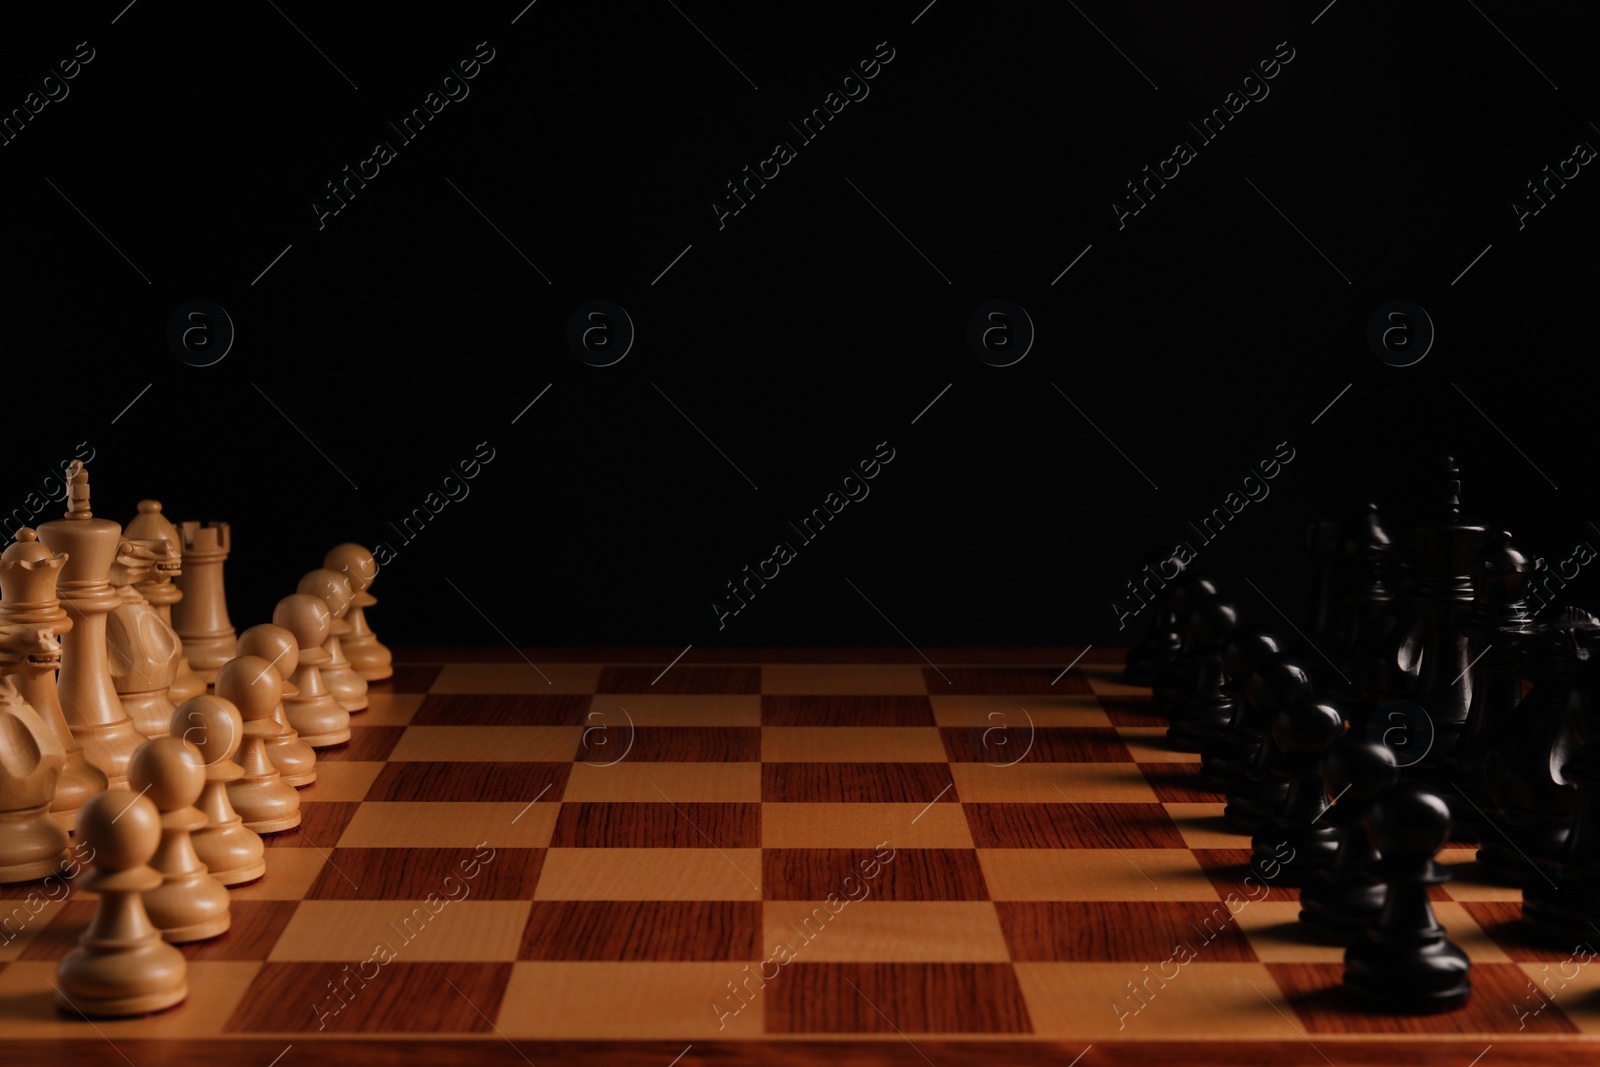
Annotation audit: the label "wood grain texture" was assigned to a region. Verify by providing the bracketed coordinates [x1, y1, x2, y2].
[365, 761, 572, 803]
[1100, 697, 1166, 726]
[928, 667, 1093, 695]
[319, 726, 407, 762]
[306, 848, 543, 900]
[519, 901, 762, 960]
[413, 694, 591, 725]
[8, 1040, 1600, 1067]
[1139, 762, 1224, 802]
[1460, 901, 1592, 962]
[761, 695, 937, 726]
[596, 666, 761, 694]
[225, 961, 512, 1033]
[550, 802, 761, 848]
[262, 801, 362, 849]
[1268, 961, 1580, 1034]
[765, 962, 1032, 1033]
[964, 802, 1185, 849]
[578, 726, 762, 762]
[763, 848, 988, 901]
[942, 726, 1133, 763]
[376, 665, 442, 692]
[995, 901, 1258, 962]
[762, 762, 955, 803]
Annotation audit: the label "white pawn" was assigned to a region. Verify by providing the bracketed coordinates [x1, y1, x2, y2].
[273, 594, 349, 748]
[173, 695, 265, 886]
[129, 736, 231, 942]
[325, 543, 392, 681]
[236, 623, 316, 787]
[297, 569, 368, 713]
[55, 789, 188, 1017]
[217, 656, 300, 834]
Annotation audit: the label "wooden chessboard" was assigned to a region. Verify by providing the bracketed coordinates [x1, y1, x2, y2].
[3, 648, 1598, 1066]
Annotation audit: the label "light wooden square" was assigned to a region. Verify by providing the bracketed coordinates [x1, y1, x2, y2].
[268, 900, 531, 961]
[0, 961, 260, 1037]
[534, 848, 763, 900]
[762, 803, 974, 849]
[977, 848, 1219, 901]
[1119, 729, 1202, 763]
[296, 761, 385, 802]
[1164, 803, 1237, 849]
[1015, 961, 1296, 1038]
[762, 901, 1010, 962]
[950, 763, 1157, 803]
[231, 848, 330, 900]
[338, 802, 557, 848]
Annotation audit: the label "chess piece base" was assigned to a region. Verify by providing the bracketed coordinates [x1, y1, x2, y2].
[56, 940, 189, 1017]
[1344, 938, 1472, 1013]
[207, 859, 267, 887]
[0, 851, 69, 884]
[296, 726, 351, 748]
[56, 977, 188, 1018]
[354, 663, 393, 682]
[159, 914, 231, 944]
[245, 811, 302, 834]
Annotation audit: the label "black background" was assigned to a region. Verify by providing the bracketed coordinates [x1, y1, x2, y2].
[2, 1, 1593, 652]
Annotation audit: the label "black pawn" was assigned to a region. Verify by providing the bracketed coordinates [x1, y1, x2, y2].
[1408, 457, 1487, 763]
[1303, 519, 1347, 673]
[1151, 576, 1219, 716]
[1344, 781, 1471, 1013]
[1522, 660, 1600, 943]
[1445, 530, 1537, 841]
[1250, 699, 1345, 885]
[1332, 503, 1395, 681]
[1124, 548, 1187, 685]
[1199, 628, 1287, 791]
[1479, 607, 1600, 884]
[1166, 597, 1240, 752]
[1223, 657, 1311, 833]
[1300, 739, 1400, 943]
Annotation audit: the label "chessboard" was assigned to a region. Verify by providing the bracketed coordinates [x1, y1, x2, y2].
[4, 648, 1597, 1067]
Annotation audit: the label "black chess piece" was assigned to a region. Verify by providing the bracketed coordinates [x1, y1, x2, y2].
[1407, 458, 1487, 766]
[1250, 698, 1345, 885]
[1166, 596, 1240, 752]
[1479, 608, 1600, 884]
[1223, 656, 1310, 833]
[1445, 531, 1538, 842]
[1521, 659, 1600, 944]
[1124, 547, 1187, 686]
[1333, 503, 1395, 681]
[1343, 781, 1472, 1013]
[1151, 576, 1219, 717]
[1355, 539, 1423, 707]
[1300, 739, 1400, 943]
[1304, 519, 1346, 661]
[1199, 628, 1287, 791]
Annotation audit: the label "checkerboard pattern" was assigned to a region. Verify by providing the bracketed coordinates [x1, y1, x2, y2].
[4, 653, 1599, 1056]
